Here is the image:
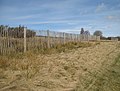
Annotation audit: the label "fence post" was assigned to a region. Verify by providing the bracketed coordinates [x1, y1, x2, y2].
[77, 34, 79, 42]
[24, 27, 27, 53]
[96, 35, 97, 41]
[80, 31, 81, 41]
[98, 36, 100, 41]
[87, 35, 90, 42]
[79, 34, 80, 42]
[63, 32, 65, 44]
[47, 30, 50, 48]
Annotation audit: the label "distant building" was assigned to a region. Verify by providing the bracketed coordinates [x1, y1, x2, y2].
[83, 30, 90, 35]
[80, 28, 100, 41]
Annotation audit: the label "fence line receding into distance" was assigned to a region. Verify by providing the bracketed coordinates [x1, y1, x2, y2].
[0, 26, 100, 55]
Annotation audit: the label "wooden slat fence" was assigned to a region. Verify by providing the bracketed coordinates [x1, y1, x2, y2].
[0, 26, 100, 55]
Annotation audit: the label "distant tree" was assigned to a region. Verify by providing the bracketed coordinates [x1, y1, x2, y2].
[107, 37, 111, 40]
[0, 25, 5, 30]
[116, 36, 120, 41]
[80, 28, 84, 34]
[93, 30, 102, 37]
[0, 25, 36, 38]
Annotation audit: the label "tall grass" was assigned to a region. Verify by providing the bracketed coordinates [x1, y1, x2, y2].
[75, 52, 120, 91]
[0, 42, 99, 79]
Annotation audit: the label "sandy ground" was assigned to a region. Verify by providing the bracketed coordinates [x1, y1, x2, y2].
[0, 42, 120, 91]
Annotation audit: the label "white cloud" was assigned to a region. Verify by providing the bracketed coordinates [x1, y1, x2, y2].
[20, 20, 79, 25]
[67, 22, 77, 25]
[107, 15, 114, 19]
[106, 15, 120, 21]
[95, 3, 106, 12]
[10, 15, 34, 20]
[54, 29, 81, 34]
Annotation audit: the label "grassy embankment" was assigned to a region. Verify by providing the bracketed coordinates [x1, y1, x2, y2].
[89, 54, 120, 91]
[97, 52, 120, 90]
[75, 42, 120, 91]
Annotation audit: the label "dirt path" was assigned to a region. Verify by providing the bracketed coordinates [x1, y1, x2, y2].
[0, 42, 120, 91]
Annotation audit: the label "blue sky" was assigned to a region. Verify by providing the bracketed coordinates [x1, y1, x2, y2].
[0, 0, 120, 36]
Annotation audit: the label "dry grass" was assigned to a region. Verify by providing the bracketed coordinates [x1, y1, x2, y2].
[0, 41, 120, 91]
[89, 53, 120, 91]
[0, 42, 95, 78]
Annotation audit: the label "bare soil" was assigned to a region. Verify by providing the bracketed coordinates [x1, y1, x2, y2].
[0, 42, 120, 91]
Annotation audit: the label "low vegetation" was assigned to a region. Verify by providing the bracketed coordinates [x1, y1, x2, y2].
[75, 42, 120, 91]
[0, 41, 119, 91]
[0, 41, 100, 81]
[89, 54, 120, 91]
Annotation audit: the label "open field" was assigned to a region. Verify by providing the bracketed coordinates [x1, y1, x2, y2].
[0, 41, 120, 91]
